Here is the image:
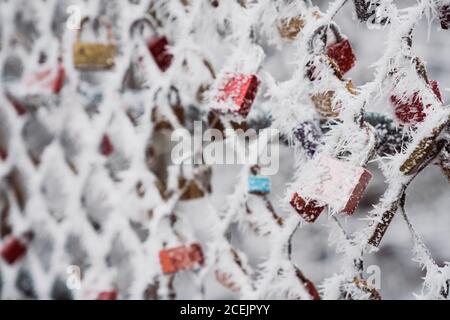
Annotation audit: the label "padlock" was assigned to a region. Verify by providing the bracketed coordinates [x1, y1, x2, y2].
[0, 235, 27, 265]
[73, 17, 117, 70]
[248, 175, 271, 195]
[391, 80, 442, 125]
[293, 121, 322, 157]
[326, 24, 356, 75]
[0, 129, 7, 161]
[25, 54, 65, 95]
[159, 245, 191, 274]
[148, 36, 173, 72]
[292, 155, 372, 218]
[311, 80, 357, 118]
[129, 18, 172, 73]
[354, 0, 389, 25]
[100, 134, 114, 156]
[215, 73, 259, 119]
[0, 148, 7, 161]
[277, 16, 305, 40]
[400, 123, 446, 175]
[305, 279, 321, 300]
[159, 243, 204, 274]
[390, 57, 443, 125]
[96, 290, 118, 300]
[307, 23, 355, 76]
[440, 4, 450, 30]
[290, 192, 325, 223]
[313, 156, 372, 214]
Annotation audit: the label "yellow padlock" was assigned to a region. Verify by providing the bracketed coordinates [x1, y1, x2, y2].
[73, 17, 117, 70]
[400, 123, 446, 175]
[178, 166, 212, 201]
[277, 16, 305, 40]
[311, 79, 357, 118]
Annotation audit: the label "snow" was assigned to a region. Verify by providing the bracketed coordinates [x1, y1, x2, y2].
[0, 0, 449, 300]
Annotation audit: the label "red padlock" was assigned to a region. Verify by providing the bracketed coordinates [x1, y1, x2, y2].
[391, 80, 442, 124]
[96, 290, 118, 300]
[100, 134, 114, 156]
[26, 60, 65, 95]
[216, 73, 259, 118]
[315, 156, 372, 215]
[305, 280, 321, 300]
[148, 36, 173, 72]
[0, 148, 7, 161]
[0, 235, 27, 265]
[327, 40, 355, 75]
[326, 24, 356, 75]
[290, 192, 325, 223]
[291, 156, 372, 219]
[52, 63, 66, 94]
[159, 243, 204, 274]
[440, 4, 450, 30]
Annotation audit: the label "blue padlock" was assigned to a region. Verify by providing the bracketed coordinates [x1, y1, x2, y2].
[248, 175, 271, 195]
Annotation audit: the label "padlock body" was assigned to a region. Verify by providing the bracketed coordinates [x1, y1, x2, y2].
[292, 156, 372, 217]
[311, 90, 341, 118]
[1, 236, 27, 265]
[248, 176, 271, 195]
[28, 64, 65, 94]
[326, 39, 356, 75]
[312, 156, 372, 214]
[391, 80, 442, 124]
[179, 178, 205, 200]
[96, 290, 118, 300]
[293, 121, 321, 157]
[100, 134, 114, 156]
[73, 43, 117, 70]
[216, 73, 259, 118]
[290, 192, 325, 223]
[148, 36, 173, 72]
[277, 16, 305, 40]
[159, 243, 204, 274]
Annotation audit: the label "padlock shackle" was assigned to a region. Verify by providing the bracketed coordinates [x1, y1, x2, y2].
[202, 58, 216, 79]
[168, 85, 181, 108]
[360, 124, 377, 166]
[129, 18, 157, 39]
[307, 22, 344, 54]
[328, 22, 345, 43]
[76, 17, 114, 43]
[307, 25, 327, 53]
[412, 57, 430, 85]
[153, 86, 182, 109]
